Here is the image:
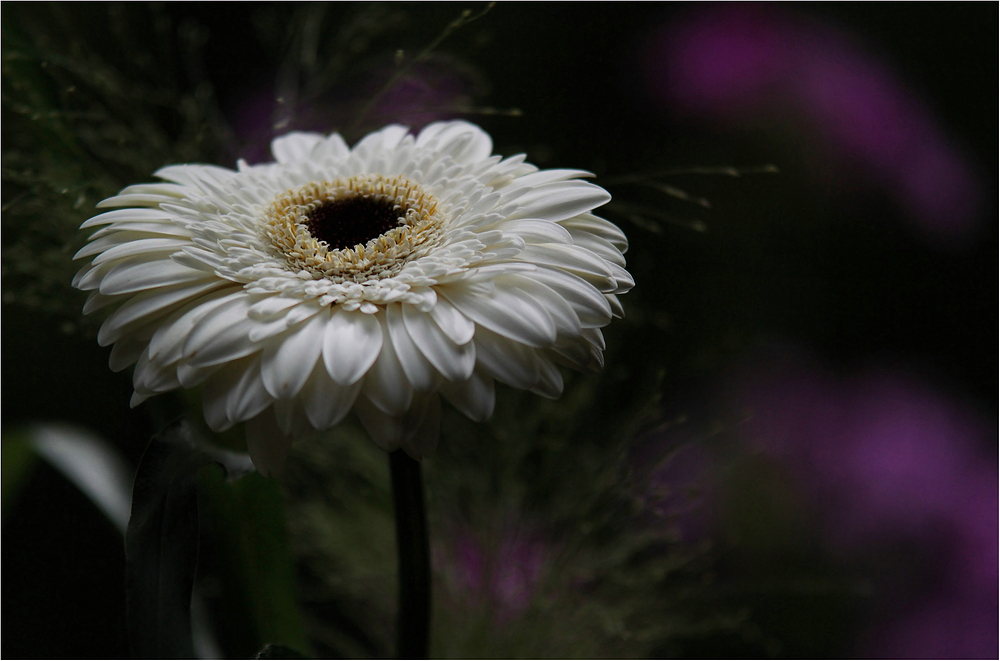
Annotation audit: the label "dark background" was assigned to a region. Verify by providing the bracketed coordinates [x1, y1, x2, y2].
[3, 3, 996, 658]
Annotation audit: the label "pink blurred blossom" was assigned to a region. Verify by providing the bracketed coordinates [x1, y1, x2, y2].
[230, 57, 478, 164]
[438, 523, 552, 622]
[633, 429, 715, 544]
[731, 354, 997, 657]
[648, 6, 983, 240]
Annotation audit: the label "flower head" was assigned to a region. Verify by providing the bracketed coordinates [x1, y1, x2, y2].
[73, 121, 632, 474]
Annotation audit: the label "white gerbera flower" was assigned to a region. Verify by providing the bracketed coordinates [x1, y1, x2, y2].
[73, 121, 632, 475]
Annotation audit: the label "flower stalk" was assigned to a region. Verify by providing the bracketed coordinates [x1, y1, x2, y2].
[390, 449, 431, 658]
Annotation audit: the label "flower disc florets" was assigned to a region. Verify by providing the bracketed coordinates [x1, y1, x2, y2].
[73, 121, 633, 475]
[262, 175, 445, 283]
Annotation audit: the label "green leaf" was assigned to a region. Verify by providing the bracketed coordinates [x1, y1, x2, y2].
[125, 420, 206, 659]
[1, 433, 38, 521]
[2, 424, 133, 529]
[255, 643, 311, 659]
[124, 417, 257, 658]
[199, 467, 312, 657]
[30, 424, 134, 531]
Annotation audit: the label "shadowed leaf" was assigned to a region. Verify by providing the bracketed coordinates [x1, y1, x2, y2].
[198, 468, 312, 657]
[255, 643, 311, 659]
[125, 418, 256, 658]
[125, 420, 206, 658]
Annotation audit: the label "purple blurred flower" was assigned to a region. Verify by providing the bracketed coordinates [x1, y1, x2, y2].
[438, 523, 552, 622]
[632, 427, 715, 544]
[867, 588, 998, 659]
[230, 56, 479, 164]
[647, 6, 982, 240]
[731, 354, 997, 657]
[367, 60, 478, 130]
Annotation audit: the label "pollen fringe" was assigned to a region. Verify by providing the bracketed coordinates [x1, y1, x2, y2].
[262, 174, 445, 283]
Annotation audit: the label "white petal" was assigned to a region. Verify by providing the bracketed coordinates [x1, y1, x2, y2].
[176, 361, 224, 389]
[439, 369, 495, 422]
[322, 307, 383, 386]
[202, 357, 257, 432]
[519, 244, 616, 288]
[565, 228, 627, 267]
[79, 207, 175, 229]
[360, 314, 414, 415]
[503, 169, 594, 190]
[226, 360, 273, 423]
[530, 356, 564, 399]
[271, 398, 297, 437]
[75, 233, 186, 261]
[72, 260, 114, 291]
[248, 295, 304, 321]
[355, 391, 441, 459]
[508, 181, 611, 223]
[386, 303, 438, 391]
[245, 409, 292, 478]
[116, 183, 189, 197]
[260, 309, 327, 399]
[501, 219, 574, 245]
[502, 275, 581, 338]
[353, 395, 403, 452]
[607, 293, 624, 318]
[300, 362, 362, 429]
[428, 297, 475, 345]
[246, 301, 324, 345]
[271, 132, 325, 163]
[147, 289, 243, 365]
[402, 303, 475, 382]
[182, 295, 259, 367]
[608, 263, 635, 294]
[529, 268, 612, 328]
[83, 291, 120, 315]
[472, 328, 540, 389]
[89, 236, 191, 268]
[108, 327, 154, 372]
[416, 121, 492, 163]
[203, 395, 230, 432]
[98, 256, 206, 296]
[133, 357, 181, 397]
[354, 124, 410, 157]
[317, 133, 351, 161]
[550, 340, 593, 371]
[96, 192, 183, 209]
[439, 280, 556, 348]
[247, 316, 297, 343]
[94, 184, 182, 208]
[97, 279, 223, 346]
[86, 221, 191, 240]
[400, 391, 441, 459]
[562, 213, 629, 252]
[154, 164, 237, 187]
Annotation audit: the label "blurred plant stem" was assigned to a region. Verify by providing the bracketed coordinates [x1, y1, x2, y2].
[390, 450, 430, 658]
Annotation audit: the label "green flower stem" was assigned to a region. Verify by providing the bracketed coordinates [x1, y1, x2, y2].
[390, 449, 431, 658]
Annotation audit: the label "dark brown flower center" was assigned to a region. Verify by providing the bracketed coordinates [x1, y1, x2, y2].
[304, 195, 402, 250]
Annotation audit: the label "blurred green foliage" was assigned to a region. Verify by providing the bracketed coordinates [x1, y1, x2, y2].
[280, 355, 742, 657]
[199, 468, 312, 657]
[2, 4, 230, 329]
[1, 433, 40, 521]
